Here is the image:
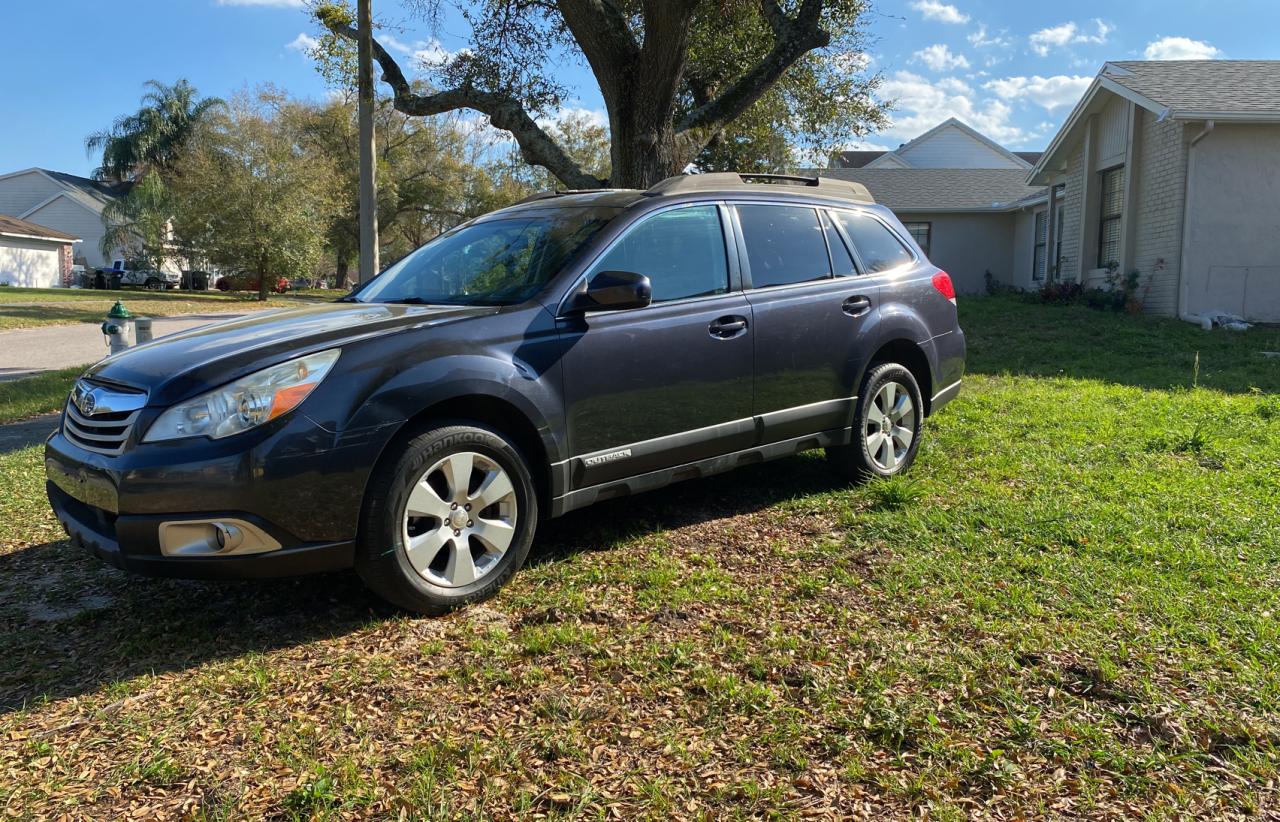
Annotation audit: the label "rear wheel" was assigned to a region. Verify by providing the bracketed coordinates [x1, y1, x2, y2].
[827, 362, 924, 482]
[356, 423, 537, 615]
[145, 278, 162, 291]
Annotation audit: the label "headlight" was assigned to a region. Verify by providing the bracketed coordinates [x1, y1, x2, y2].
[144, 349, 340, 442]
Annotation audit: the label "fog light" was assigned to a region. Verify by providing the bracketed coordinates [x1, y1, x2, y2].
[159, 519, 280, 557]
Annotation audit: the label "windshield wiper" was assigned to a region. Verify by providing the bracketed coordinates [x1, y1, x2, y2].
[384, 297, 433, 305]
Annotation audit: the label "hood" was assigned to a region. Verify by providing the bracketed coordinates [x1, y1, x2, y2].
[85, 301, 498, 405]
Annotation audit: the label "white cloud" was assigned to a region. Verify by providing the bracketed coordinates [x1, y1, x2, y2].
[286, 32, 318, 53]
[1143, 36, 1221, 60]
[968, 25, 1012, 49]
[378, 33, 468, 68]
[1029, 19, 1113, 56]
[879, 70, 1025, 145]
[217, 0, 304, 7]
[910, 0, 969, 24]
[913, 44, 970, 72]
[985, 74, 1092, 111]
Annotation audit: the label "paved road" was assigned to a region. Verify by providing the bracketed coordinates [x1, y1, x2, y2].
[0, 313, 247, 381]
[0, 413, 59, 455]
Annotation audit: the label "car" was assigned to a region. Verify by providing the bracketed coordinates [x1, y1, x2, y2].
[97, 259, 181, 290]
[45, 172, 965, 615]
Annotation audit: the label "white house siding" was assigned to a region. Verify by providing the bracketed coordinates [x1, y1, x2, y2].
[23, 195, 114, 268]
[0, 171, 62, 217]
[895, 126, 1023, 169]
[1131, 112, 1187, 317]
[0, 237, 63, 288]
[898, 211, 1017, 294]
[1181, 123, 1280, 322]
[1095, 95, 1129, 171]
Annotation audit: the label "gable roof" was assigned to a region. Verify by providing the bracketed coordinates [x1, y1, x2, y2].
[888, 118, 1034, 169]
[1030, 60, 1280, 184]
[0, 213, 79, 242]
[814, 168, 1044, 212]
[831, 150, 886, 168]
[1102, 60, 1280, 119]
[38, 169, 130, 206]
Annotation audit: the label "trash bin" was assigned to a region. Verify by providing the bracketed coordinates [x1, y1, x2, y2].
[191, 271, 210, 290]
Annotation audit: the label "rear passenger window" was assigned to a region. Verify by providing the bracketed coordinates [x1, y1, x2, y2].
[591, 205, 728, 302]
[736, 205, 831, 288]
[821, 211, 858, 277]
[833, 211, 914, 273]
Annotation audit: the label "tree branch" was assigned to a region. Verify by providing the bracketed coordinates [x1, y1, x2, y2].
[555, 0, 638, 103]
[320, 17, 605, 189]
[676, 0, 829, 137]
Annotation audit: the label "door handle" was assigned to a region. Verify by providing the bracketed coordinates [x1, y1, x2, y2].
[842, 295, 872, 318]
[709, 315, 748, 338]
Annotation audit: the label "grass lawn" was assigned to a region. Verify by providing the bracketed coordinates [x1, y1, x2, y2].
[0, 286, 325, 332]
[0, 366, 89, 424]
[0, 295, 1277, 819]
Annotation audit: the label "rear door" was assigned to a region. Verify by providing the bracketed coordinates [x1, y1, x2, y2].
[736, 202, 880, 443]
[557, 203, 754, 489]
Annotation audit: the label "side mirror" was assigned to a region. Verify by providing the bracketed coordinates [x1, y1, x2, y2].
[568, 270, 652, 312]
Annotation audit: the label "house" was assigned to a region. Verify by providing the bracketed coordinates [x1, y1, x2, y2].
[817, 118, 1056, 293]
[0, 214, 79, 289]
[1028, 60, 1280, 323]
[0, 168, 130, 270]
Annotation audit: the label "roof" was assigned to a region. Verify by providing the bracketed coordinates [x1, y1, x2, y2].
[814, 168, 1044, 212]
[1102, 60, 1280, 119]
[38, 169, 131, 207]
[1014, 151, 1043, 165]
[1030, 60, 1280, 184]
[0, 214, 79, 242]
[831, 150, 887, 168]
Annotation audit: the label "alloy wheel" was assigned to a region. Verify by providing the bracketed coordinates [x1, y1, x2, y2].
[865, 381, 916, 471]
[402, 451, 518, 588]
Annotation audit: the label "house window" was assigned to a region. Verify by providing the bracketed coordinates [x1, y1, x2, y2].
[1032, 208, 1064, 281]
[1097, 167, 1124, 270]
[902, 222, 931, 256]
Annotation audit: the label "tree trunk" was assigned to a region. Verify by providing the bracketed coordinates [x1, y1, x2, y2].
[609, 116, 685, 189]
[258, 256, 270, 302]
[335, 256, 351, 290]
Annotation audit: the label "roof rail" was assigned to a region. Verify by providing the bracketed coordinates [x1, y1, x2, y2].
[646, 172, 874, 203]
[513, 187, 634, 206]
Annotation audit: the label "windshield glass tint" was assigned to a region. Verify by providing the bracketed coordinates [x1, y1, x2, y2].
[355, 208, 617, 305]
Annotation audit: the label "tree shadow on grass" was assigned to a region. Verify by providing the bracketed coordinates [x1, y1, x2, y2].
[961, 295, 1280, 394]
[0, 453, 846, 713]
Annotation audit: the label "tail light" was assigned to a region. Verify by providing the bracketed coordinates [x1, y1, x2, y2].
[931, 270, 956, 305]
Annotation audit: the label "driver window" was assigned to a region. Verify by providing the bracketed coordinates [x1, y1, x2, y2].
[589, 205, 729, 303]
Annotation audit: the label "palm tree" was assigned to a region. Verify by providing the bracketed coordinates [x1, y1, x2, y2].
[86, 79, 223, 182]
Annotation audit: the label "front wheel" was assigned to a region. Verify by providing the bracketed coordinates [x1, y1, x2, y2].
[144, 278, 162, 291]
[827, 362, 925, 482]
[356, 423, 538, 615]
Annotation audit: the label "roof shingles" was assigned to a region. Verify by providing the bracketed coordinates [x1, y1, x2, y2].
[814, 168, 1043, 211]
[1104, 60, 1280, 117]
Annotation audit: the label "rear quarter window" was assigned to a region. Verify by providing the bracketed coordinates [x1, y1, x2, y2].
[833, 211, 915, 274]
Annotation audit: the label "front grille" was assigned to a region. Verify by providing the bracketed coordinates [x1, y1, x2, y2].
[62, 380, 148, 456]
[63, 403, 140, 455]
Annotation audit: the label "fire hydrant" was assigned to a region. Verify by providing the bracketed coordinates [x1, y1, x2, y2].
[102, 300, 132, 355]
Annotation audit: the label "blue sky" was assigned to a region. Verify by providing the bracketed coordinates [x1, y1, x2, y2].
[3, 0, 1277, 177]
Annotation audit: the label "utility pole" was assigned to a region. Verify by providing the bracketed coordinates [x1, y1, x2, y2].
[357, 0, 379, 282]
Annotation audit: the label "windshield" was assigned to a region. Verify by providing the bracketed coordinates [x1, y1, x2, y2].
[352, 208, 619, 306]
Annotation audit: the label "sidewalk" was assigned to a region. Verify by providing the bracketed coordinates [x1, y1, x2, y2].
[0, 313, 245, 382]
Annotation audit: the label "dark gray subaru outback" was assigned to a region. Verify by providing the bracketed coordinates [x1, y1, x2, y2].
[46, 173, 964, 614]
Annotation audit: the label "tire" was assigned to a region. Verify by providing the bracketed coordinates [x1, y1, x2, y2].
[827, 362, 925, 482]
[355, 423, 538, 615]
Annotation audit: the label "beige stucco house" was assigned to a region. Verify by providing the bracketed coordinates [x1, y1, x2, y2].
[1028, 60, 1280, 323]
[818, 118, 1057, 294]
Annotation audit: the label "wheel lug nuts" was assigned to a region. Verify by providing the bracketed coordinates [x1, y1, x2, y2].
[450, 502, 458, 509]
[464, 504, 471, 511]
[453, 529, 461, 536]
[467, 520, 473, 527]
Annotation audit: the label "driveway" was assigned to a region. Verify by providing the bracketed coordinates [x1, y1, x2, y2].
[0, 313, 246, 381]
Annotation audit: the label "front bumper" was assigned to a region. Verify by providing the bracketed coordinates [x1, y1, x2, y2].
[44, 408, 382, 580]
[49, 481, 353, 579]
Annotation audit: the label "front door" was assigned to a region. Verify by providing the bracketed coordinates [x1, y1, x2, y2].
[558, 204, 754, 488]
